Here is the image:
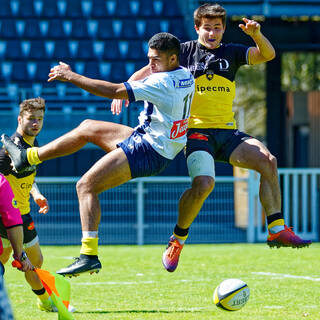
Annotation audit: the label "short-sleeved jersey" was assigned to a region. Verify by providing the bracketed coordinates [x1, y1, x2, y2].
[0, 132, 38, 215]
[180, 41, 250, 129]
[124, 67, 195, 159]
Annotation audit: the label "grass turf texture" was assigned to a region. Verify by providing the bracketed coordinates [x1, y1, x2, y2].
[5, 243, 320, 320]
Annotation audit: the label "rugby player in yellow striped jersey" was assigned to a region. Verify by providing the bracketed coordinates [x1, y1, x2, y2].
[0, 98, 74, 312]
[110, 3, 311, 273]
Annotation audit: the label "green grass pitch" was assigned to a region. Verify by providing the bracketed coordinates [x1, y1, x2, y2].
[5, 243, 320, 320]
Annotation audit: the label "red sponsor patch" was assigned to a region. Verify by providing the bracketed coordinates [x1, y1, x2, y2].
[170, 119, 188, 139]
[188, 132, 208, 141]
[27, 221, 35, 230]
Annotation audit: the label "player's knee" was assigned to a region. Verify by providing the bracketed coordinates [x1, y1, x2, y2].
[192, 176, 215, 199]
[76, 176, 93, 196]
[31, 253, 43, 268]
[258, 153, 278, 177]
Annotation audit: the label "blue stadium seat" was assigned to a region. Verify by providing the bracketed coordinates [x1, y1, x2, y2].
[29, 40, 46, 59]
[62, 20, 73, 37]
[21, 40, 31, 58]
[99, 62, 111, 78]
[84, 61, 101, 79]
[15, 20, 26, 37]
[52, 40, 70, 59]
[118, 41, 129, 58]
[0, 20, 18, 38]
[125, 20, 141, 39]
[96, 20, 114, 39]
[37, 0, 60, 17]
[162, 0, 181, 17]
[112, 20, 123, 38]
[82, 0, 93, 17]
[9, 0, 20, 16]
[139, 0, 155, 17]
[92, 0, 109, 17]
[26, 61, 37, 79]
[32, 83, 43, 97]
[47, 20, 65, 38]
[6, 40, 22, 59]
[1, 61, 13, 80]
[44, 40, 56, 58]
[153, 0, 164, 15]
[102, 40, 120, 59]
[68, 40, 80, 58]
[168, 19, 184, 38]
[0, 41, 6, 58]
[38, 20, 49, 37]
[93, 41, 104, 59]
[126, 41, 145, 59]
[110, 62, 127, 82]
[33, 0, 44, 16]
[135, 20, 147, 38]
[74, 61, 85, 75]
[144, 20, 167, 37]
[71, 20, 89, 38]
[11, 61, 28, 81]
[77, 40, 93, 59]
[112, 1, 131, 17]
[34, 61, 52, 81]
[87, 20, 99, 38]
[65, 0, 84, 17]
[18, 0, 35, 17]
[0, 0, 12, 17]
[24, 19, 41, 38]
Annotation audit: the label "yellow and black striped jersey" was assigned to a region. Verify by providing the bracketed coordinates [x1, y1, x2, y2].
[180, 41, 250, 129]
[0, 132, 38, 215]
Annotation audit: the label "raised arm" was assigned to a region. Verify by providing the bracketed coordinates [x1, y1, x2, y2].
[48, 62, 129, 100]
[239, 18, 276, 65]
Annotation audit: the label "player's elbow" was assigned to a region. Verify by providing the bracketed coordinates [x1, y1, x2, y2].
[265, 50, 276, 61]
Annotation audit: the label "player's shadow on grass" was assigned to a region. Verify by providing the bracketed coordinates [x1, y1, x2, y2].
[76, 309, 206, 314]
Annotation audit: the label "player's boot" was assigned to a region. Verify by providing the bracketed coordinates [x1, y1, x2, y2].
[1, 134, 30, 172]
[37, 298, 76, 312]
[162, 236, 184, 272]
[267, 225, 312, 248]
[56, 254, 102, 277]
[37, 298, 58, 312]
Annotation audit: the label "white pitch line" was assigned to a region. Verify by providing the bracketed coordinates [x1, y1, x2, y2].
[252, 272, 320, 282]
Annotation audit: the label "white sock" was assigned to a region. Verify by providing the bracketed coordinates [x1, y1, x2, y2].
[269, 225, 285, 234]
[82, 231, 98, 238]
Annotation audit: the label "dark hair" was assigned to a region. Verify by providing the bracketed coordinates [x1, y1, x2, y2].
[194, 3, 227, 27]
[148, 32, 180, 58]
[19, 97, 45, 116]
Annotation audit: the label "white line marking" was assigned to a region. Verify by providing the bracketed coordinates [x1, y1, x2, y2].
[252, 272, 320, 282]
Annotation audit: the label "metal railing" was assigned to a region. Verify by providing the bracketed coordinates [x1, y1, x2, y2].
[32, 169, 320, 245]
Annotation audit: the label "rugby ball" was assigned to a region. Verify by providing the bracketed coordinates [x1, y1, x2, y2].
[213, 278, 250, 311]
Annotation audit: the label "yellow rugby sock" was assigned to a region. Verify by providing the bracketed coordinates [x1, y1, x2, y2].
[80, 237, 99, 256]
[27, 147, 42, 165]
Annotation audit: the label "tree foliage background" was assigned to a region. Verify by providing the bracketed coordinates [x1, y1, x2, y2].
[233, 52, 320, 140]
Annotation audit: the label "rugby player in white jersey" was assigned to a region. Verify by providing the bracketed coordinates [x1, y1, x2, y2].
[2, 32, 195, 277]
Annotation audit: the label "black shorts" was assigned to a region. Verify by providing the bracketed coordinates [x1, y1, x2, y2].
[0, 213, 38, 245]
[186, 128, 252, 163]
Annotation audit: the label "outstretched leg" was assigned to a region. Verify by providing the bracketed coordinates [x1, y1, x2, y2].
[1, 120, 133, 171]
[56, 147, 132, 277]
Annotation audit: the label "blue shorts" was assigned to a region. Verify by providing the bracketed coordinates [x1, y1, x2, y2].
[118, 128, 172, 179]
